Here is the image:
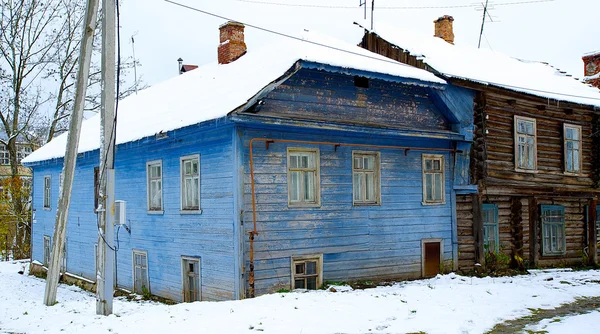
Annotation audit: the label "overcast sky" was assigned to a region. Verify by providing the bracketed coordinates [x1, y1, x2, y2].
[119, 0, 599, 87]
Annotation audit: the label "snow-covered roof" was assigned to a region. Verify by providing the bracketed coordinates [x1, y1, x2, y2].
[368, 25, 600, 108]
[23, 32, 444, 164]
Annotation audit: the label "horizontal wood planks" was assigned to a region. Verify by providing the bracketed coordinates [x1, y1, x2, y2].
[31, 123, 238, 302]
[256, 68, 450, 132]
[242, 127, 456, 295]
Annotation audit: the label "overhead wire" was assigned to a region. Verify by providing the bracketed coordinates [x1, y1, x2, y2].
[235, 0, 555, 9]
[164, 0, 600, 103]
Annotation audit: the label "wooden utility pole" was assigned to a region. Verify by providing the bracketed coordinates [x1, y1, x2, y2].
[96, 0, 117, 316]
[43, 0, 100, 306]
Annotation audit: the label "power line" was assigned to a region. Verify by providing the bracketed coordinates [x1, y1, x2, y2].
[163, 0, 600, 103]
[235, 0, 555, 10]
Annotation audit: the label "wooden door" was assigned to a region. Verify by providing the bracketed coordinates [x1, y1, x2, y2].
[423, 241, 441, 277]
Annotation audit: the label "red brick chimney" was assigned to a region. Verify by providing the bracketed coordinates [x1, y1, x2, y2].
[434, 15, 454, 44]
[583, 52, 600, 88]
[218, 21, 247, 65]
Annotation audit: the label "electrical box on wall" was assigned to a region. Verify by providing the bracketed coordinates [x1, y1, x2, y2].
[114, 200, 126, 225]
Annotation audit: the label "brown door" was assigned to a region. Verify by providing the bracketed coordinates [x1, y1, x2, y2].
[423, 241, 441, 277]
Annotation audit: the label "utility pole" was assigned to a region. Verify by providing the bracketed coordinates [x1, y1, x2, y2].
[371, 0, 374, 30]
[96, 0, 117, 316]
[44, 0, 100, 306]
[131, 36, 138, 94]
[478, 0, 490, 49]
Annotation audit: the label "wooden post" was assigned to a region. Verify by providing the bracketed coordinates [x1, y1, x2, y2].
[96, 0, 117, 316]
[528, 197, 539, 268]
[588, 199, 598, 266]
[472, 194, 485, 266]
[43, 0, 100, 306]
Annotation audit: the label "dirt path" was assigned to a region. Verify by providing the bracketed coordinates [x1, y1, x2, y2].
[486, 296, 600, 333]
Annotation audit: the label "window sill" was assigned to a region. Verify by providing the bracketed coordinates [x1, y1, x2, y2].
[514, 168, 538, 174]
[147, 210, 164, 215]
[421, 201, 445, 206]
[180, 209, 202, 215]
[288, 203, 321, 208]
[353, 202, 381, 207]
[563, 171, 582, 177]
[43, 207, 51, 211]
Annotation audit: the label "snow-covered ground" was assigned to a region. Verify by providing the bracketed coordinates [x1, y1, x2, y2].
[1, 261, 600, 334]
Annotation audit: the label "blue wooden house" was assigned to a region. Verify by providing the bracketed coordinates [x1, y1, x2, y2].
[24, 22, 475, 301]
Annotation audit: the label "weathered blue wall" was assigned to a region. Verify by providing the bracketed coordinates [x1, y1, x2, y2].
[256, 68, 450, 131]
[30, 120, 238, 302]
[241, 126, 456, 295]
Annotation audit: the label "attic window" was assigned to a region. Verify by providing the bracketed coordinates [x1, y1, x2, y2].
[354, 76, 369, 88]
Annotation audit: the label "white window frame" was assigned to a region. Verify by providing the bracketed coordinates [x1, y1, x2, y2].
[43, 235, 51, 267]
[287, 148, 320, 207]
[514, 116, 537, 171]
[132, 249, 150, 295]
[180, 155, 201, 213]
[290, 254, 323, 290]
[352, 151, 381, 206]
[43, 175, 51, 209]
[146, 160, 163, 213]
[181, 256, 201, 302]
[563, 123, 582, 174]
[421, 154, 445, 205]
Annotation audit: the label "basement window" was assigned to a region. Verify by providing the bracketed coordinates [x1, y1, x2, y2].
[43, 235, 51, 267]
[133, 250, 149, 295]
[182, 256, 201, 302]
[291, 255, 323, 290]
[354, 76, 369, 88]
[541, 205, 566, 256]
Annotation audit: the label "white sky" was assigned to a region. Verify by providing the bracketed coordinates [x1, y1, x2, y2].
[119, 0, 599, 87]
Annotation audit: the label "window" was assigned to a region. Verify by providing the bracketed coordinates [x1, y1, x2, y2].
[180, 155, 200, 211]
[43, 176, 51, 209]
[564, 124, 582, 174]
[94, 167, 100, 211]
[0, 145, 9, 165]
[287, 148, 320, 206]
[541, 205, 566, 256]
[514, 116, 537, 170]
[43, 235, 51, 267]
[422, 154, 444, 204]
[182, 257, 201, 302]
[482, 204, 499, 252]
[133, 250, 149, 295]
[291, 255, 322, 290]
[352, 151, 380, 205]
[146, 161, 163, 211]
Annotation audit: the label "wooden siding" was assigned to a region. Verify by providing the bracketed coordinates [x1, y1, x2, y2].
[256, 68, 450, 132]
[30, 122, 238, 302]
[242, 127, 456, 295]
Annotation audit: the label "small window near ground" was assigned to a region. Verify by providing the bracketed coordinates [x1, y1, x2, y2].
[564, 124, 582, 174]
[180, 155, 200, 211]
[146, 161, 163, 211]
[133, 250, 149, 295]
[43, 235, 51, 267]
[422, 154, 444, 204]
[287, 148, 320, 206]
[541, 205, 566, 256]
[291, 255, 323, 290]
[43, 176, 51, 209]
[352, 151, 380, 205]
[182, 257, 201, 302]
[514, 116, 537, 170]
[482, 204, 499, 252]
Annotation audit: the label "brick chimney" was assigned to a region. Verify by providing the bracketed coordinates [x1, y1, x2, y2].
[218, 21, 247, 65]
[582, 52, 600, 88]
[434, 15, 454, 44]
